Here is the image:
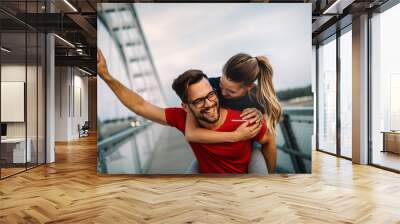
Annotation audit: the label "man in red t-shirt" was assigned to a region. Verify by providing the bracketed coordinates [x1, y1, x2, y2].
[97, 49, 274, 173]
[164, 107, 267, 173]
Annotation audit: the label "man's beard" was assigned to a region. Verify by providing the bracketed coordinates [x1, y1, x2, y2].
[189, 102, 221, 124]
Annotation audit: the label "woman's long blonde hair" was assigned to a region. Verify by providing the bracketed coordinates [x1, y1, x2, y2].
[223, 53, 282, 133]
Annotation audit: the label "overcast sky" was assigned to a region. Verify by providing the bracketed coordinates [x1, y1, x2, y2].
[135, 3, 312, 105]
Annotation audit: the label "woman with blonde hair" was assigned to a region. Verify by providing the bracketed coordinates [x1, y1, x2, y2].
[185, 53, 282, 173]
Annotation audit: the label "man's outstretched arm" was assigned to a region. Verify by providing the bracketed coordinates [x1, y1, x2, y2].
[97, 48, 167, 125]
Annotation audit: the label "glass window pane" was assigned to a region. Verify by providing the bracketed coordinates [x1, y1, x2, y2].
[27, 32, 38, 168]
[1, 1, 46, 178]
[318, 36, 337, 154]
[1, 31, 27, 177]
[38, 33, 45, 165]
[340, 29, 352, 158]
[371, 4, 400, 171]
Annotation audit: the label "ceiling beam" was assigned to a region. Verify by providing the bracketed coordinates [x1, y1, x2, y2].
[67, 13, 97, 39]
[55, 55, 96, 71]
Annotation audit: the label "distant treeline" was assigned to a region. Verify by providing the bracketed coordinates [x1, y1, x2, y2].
[276, 85, 312, 101]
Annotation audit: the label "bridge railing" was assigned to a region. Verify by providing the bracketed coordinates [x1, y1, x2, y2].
[97, 107, 314, 174]
[275, 107, 313, 173]
[97, 120, 158, 174]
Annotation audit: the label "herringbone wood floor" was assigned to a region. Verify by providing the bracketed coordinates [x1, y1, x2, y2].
[1, 135, 400, 224]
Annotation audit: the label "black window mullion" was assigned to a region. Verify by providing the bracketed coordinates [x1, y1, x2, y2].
[69, 69, 71, 118]
[367, 11, 373, 165]
[336, 30, 341, 157]
[73, 68, 75, 118]
[44, 31, 47, 164]
[0, 27, 2, 179]
[36, 0, 39, 168]
[25, 0, 28, 171]
[44, 0, 48, 165]
[316, 44, 319, 150]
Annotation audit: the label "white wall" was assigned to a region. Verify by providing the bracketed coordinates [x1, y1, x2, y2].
[1, 65, 25, 133]
[72, 73, 89, 138]
[54, 67, 89, 141]
[55, 66, 69, 141]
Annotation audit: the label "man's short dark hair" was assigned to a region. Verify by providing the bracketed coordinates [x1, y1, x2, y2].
[172, 69, 208, 103]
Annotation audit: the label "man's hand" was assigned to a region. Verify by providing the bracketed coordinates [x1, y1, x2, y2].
[233, 120, 262, 141]
[95, 48, 167, 125]
[97, 48, 111, 80]
[240, 108, 263, 125]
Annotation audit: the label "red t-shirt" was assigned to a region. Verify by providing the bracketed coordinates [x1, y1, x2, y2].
[164, 107, 267, 174]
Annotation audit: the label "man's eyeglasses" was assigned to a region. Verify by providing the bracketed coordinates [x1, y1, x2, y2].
[189, 90, 218, 108]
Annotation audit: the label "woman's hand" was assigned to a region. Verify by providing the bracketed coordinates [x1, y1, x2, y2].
[233, 120, 262, 141]
[240, 108, 263, 125]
